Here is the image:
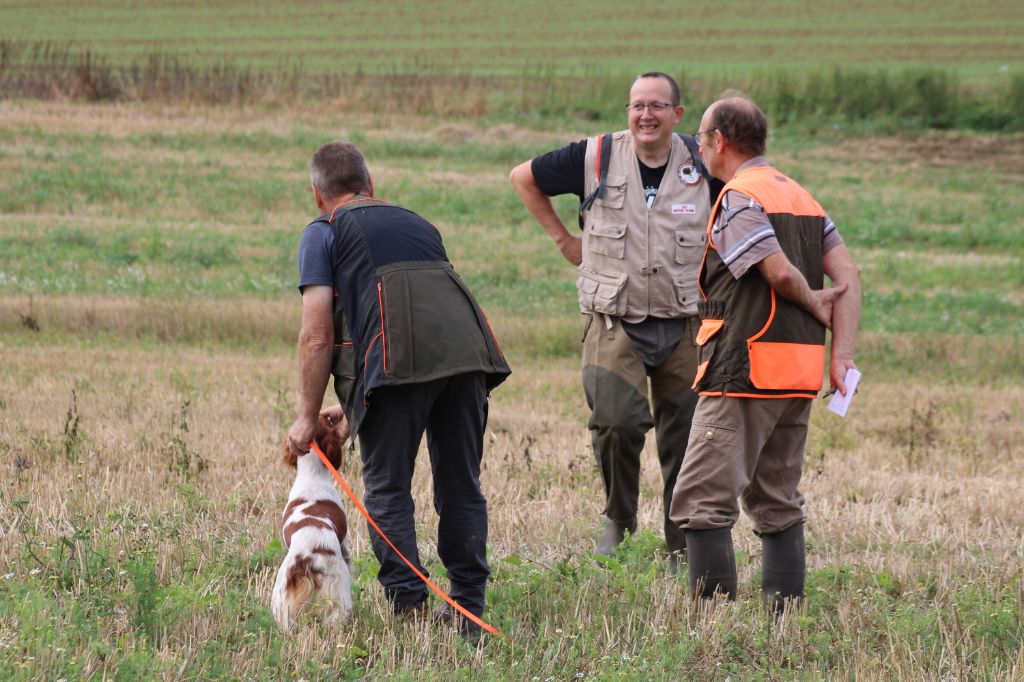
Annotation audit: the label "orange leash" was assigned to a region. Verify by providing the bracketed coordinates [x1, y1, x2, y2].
[309, 441, 503, 638]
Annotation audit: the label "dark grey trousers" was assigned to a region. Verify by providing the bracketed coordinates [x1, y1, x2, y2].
[357, 372, 490, 616]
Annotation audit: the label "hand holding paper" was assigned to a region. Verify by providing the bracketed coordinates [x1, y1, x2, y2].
[827, 368, 861, 417]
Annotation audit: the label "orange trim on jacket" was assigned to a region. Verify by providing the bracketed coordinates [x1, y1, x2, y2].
[697, 390, 822, 399]
[747, 289, 777, 344]
[329, 196, 385, 222]
[376, 281, 388, 372]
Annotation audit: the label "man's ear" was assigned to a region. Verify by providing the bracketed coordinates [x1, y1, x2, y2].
[368, 176, 375, 198]
[714, 129, 728, 154]
[313, 185, 327, 211]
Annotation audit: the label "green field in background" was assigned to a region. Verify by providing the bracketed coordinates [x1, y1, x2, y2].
[1, 120, 1021, 340]
[2, 0, 1022, 79]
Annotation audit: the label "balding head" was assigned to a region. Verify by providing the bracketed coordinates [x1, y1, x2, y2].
[708, 96, 768, 158]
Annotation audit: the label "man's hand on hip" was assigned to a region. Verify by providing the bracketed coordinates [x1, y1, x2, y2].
[557, 234, 583, 266]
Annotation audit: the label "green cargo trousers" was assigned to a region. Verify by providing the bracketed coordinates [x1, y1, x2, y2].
[581, 314, 700, 554]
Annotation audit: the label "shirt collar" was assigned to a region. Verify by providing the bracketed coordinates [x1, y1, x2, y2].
[736, 155, 769, 173]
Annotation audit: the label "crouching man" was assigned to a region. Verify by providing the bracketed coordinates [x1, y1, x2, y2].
[669, 97, 861, 612]
[286, 141, 511, 635]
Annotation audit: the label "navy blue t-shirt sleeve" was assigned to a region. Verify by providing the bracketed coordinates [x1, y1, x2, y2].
[296, 221, 335, 293]
[530, 139, 588, 200]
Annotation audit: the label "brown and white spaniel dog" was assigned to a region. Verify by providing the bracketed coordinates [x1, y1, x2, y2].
[271, 416, 352, 631]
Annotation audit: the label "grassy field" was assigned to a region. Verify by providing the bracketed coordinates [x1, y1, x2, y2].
[3, 1, 1024, 132]
[0, 98, 1022, 680]
[0, 2, 1023, 677]
[3, 0, 1023, 77]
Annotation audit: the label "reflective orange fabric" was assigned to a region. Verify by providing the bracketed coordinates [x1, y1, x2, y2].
[691, 360, 710, 390]
[723, 166, 826, 219]
[695, 318, 724, 346]
[747, 341, 825, 391]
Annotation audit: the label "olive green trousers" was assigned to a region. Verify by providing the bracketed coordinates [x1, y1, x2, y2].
[581, 314, 699, 553]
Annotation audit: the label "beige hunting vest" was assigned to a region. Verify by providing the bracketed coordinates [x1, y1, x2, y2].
[578, 130, 709, 323]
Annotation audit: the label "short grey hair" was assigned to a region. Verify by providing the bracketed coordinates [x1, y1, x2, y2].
[310, 141, 372, 199]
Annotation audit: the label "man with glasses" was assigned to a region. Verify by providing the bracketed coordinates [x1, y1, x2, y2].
[510, 72, 718, 564]
[669, 96, 860, 612]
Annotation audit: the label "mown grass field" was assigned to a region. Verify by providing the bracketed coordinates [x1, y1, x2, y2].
[3, 0, 1022, 78]
[1, 2, 1024, 679]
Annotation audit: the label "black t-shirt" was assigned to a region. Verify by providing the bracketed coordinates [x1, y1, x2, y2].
[637, 161, 667, 208]
[530, 139, 588, 199]
[531, 138, 667, 208]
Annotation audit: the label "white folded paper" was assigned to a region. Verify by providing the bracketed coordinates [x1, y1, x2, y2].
[826, 368, 862, 417]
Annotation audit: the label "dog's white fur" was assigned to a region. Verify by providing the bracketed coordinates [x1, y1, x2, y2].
[271, 417, 352, 631]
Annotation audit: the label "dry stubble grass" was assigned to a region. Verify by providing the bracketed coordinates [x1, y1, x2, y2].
[1, 328, 1022, 677]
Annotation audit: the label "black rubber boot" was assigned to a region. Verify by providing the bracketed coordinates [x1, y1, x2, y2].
[684, 528, 737, 600]
[761, 522, 806, 615]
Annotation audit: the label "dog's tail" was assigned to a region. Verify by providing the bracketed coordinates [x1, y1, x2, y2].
[272, 555, 324, 631]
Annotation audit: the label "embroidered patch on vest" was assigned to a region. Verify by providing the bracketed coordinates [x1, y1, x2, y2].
[677, 163, 701, 185]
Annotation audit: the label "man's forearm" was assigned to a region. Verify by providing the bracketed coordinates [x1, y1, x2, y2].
[297, 333, 334, 420]
[510, 162, 574, 248]
[757, 251, 848, 330]
[824, 245, 862, 360]
[758, 252, 818, 314]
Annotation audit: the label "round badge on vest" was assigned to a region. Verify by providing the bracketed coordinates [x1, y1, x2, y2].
[677, 163, 702, 186]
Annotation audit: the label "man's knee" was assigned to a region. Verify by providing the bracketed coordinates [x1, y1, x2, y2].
[583, 360, 650, 412]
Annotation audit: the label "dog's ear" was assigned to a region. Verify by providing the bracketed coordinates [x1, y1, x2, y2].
[282, 440, 299, 468]
[315, 415, 345, 470]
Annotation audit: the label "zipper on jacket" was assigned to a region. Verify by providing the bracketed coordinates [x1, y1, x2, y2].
[377, 281, 388, 371]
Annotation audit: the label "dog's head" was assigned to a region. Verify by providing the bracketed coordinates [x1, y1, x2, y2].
[282, 415, 346, 470]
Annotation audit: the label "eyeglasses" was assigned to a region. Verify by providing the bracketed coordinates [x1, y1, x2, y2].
[693, 128, 717, 144]
[627, 102, 676, 113]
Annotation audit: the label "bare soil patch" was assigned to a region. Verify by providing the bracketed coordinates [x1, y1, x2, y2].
[823, 131, 1024, 178]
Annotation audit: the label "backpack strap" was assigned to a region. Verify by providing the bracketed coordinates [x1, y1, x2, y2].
[677, 133, 724, 203]
[578, 132, 614, 228]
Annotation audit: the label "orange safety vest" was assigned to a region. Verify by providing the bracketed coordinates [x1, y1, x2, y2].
[691, 165, 827, 399]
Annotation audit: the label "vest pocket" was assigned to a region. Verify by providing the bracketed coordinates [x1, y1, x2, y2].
[695, 318, 724, 346]
[671, 276, 699, 308]
[691, 320, 723, 390]
[576, 268, 627, 317]
[331, 310, 357, 414]
[747, 341, 825, 391]
[674, 233, 703, 265]
[587, 222, 626, 259]
[596, 173, 627, 209]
